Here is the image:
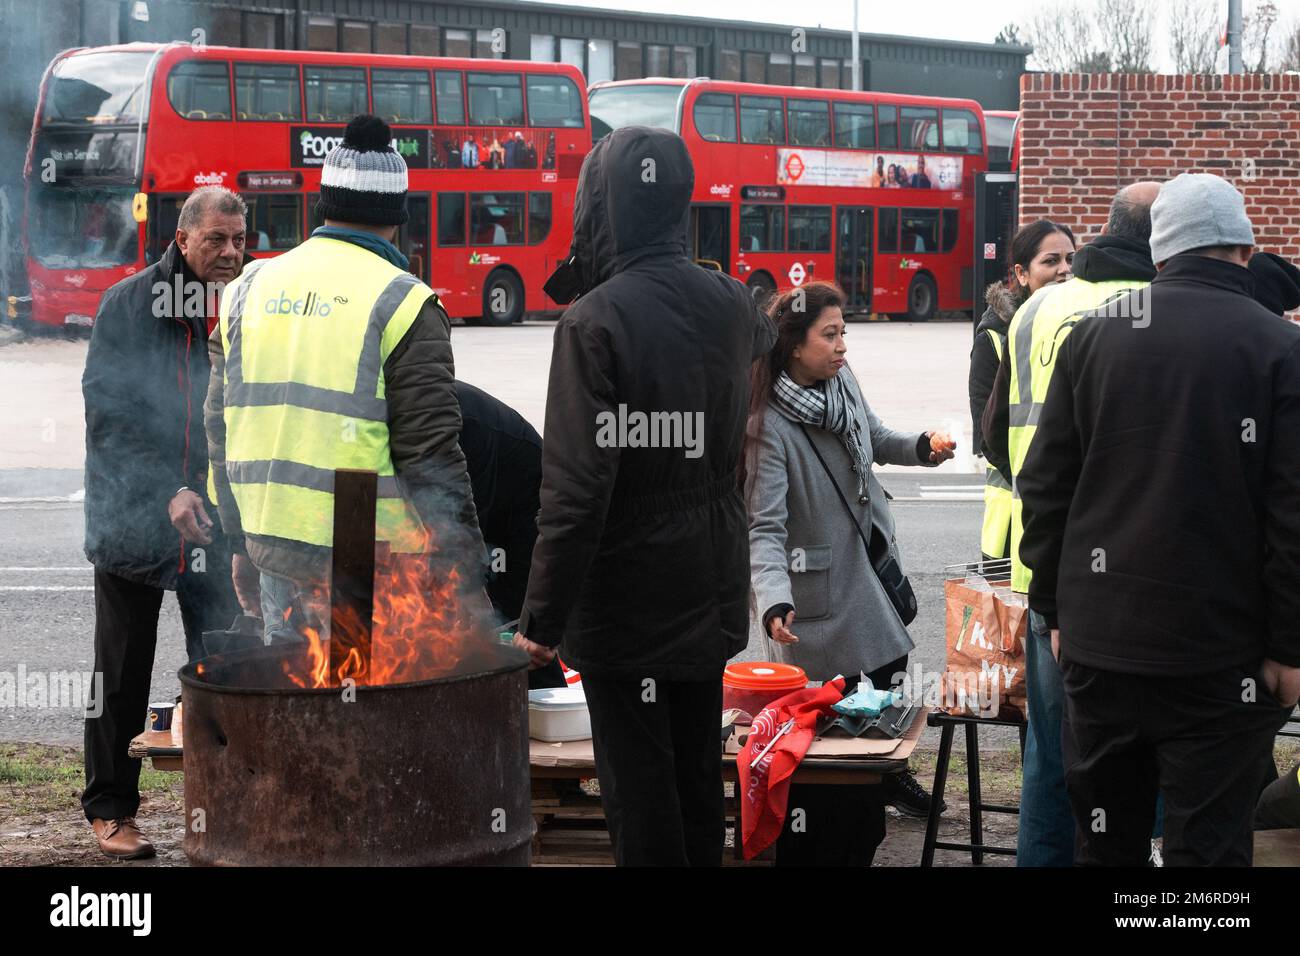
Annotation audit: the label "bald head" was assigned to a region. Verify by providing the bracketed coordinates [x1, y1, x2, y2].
[1104, 181, 1161, 242]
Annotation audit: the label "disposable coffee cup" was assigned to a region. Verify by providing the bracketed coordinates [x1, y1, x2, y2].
[147, 702, 174, 732]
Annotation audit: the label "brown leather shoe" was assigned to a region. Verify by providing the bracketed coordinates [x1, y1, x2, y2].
[91, 817, 155, 860]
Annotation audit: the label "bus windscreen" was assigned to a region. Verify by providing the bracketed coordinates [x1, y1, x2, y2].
[28, 186, 139, 269]
[42, 51, 154, 125]
[589, 84, 681, 140]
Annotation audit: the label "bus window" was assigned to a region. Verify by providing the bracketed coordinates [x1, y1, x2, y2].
[832, 102, 874, 149]
[900, 107, 939, 150]
[788, 99, 830, 146]
[435, 71, 465, 125]
[234, 63, 301, 121]
[468, 73, 524, 126]
[168, 61, 231, 120]
[692, 93, 737, 143]
[740, 95, 784, 145]
[901, 208, 939, 253]
[471, 193, 525, 244]
[942, 108, 984, 154]
[527, 75, 583, 127]
[438, 193, 466, 245]
[878, 105, 898, 150]
[244, 194, 302, 251]
[145, 193, 190, 263]
[373, 69, 432, 124]
[942, 208, 959, 252]
[788, 205, 830, 252]
[307, 192, 324, 232]
[528, 193, 552, 244]
[739, 204, 784, 252]
[878, 208, 899, 253]
[305, 66, 368, 122]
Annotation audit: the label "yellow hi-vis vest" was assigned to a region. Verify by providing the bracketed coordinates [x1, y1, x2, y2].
[1007, 275, 1150, 592]
[218, 236, 432, 554]
[980, 328, 1012, 559]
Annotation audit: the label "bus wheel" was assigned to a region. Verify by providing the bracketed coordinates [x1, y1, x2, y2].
[747, 272, 776, 308]
[904, 274, 937, 322]
[482, 269, 524, 327]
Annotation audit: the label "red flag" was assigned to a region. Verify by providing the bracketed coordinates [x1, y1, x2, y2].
[738, 676, 846, 860]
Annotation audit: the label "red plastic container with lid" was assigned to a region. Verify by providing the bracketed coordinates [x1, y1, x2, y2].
[723, 661, 808, 719]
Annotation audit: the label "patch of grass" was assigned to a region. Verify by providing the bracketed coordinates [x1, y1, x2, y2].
[910, 745, 1023, 801]
[1, 743, 178, 816]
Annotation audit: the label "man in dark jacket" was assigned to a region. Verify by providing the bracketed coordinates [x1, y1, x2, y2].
[984, 183, 1159, 867]
[80, 185, 247, 859]
[454, 380, 564, 690]
[513, 126, 776, 866]
[1019, 173, 1300, 866]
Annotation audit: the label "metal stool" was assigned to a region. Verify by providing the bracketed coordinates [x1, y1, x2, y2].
[921, 711, 1027, 866]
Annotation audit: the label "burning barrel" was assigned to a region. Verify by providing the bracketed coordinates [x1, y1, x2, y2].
[180, 640, 533, 866]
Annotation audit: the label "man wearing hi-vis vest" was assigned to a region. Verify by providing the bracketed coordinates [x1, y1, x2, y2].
[204, 115, 484, 634]
[984, 181, 1161, 866]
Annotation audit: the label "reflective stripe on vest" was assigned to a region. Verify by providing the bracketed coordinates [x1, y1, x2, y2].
[979, 328, 1010, 558]
[219, 237, 432, 552]
[1005, 278, 1150, 591]
[981, 464, 1012, 558]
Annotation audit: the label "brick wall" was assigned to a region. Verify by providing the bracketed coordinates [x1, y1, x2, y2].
[1017, 73, 1300, 263]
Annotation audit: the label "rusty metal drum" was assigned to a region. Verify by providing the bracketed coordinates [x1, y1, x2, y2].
[180, 641, 532, 866]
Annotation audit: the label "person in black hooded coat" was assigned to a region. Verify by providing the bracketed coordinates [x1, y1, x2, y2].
[513, 126, 776, 866]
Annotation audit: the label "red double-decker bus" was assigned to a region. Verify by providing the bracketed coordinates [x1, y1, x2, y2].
[24, 43, 591, 328]
[589, 78, 988, 320]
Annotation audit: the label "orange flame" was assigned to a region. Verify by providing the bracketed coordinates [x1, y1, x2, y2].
[279, 544, 488, 690]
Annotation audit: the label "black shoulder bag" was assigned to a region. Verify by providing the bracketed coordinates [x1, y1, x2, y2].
[797, 423, 918, 626]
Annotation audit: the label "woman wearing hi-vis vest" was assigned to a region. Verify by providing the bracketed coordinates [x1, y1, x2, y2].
[745, 281, 956, 865]
[969, 220, 1075, 561]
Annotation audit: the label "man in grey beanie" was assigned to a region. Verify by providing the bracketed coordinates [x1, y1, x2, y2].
[205, 114, 486, 640]
[1019, 172, 1300, 865]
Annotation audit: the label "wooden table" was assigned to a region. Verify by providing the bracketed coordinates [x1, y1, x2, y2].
[529, 708, 927, 865]
[128, 729, 183, 772]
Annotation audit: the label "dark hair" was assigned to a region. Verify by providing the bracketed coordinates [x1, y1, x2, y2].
[1106, 189, 1154, 242]
[741, 282, 847, 491]
[1007, 218, 1076, 304]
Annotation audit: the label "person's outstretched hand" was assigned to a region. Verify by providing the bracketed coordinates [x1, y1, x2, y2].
[927, 431, 957, 464]
[767, 610, 799, 645]
[513, 632, 557, 670]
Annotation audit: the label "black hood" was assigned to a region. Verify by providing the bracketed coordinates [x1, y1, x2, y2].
[1248, 252, 1300, 317]
[545, 125, 694, 302]
[1070, 234, 1156, 284]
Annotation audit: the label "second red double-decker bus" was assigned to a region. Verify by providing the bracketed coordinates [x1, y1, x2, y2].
[590, 78, 988, 320]
[25, 42, 591, 328]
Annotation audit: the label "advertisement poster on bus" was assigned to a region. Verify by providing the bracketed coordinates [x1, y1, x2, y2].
[291, 126, 560, 171]
[776, 148, 962, 190]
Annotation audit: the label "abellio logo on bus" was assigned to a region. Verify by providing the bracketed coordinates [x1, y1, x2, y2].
[290, 126, 429, 168]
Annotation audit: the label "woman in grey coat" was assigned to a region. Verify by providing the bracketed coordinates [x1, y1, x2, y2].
[744, 281, 955, 860]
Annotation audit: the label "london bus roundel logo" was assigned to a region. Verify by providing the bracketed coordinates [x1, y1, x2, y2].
[784, 153, 805, 182]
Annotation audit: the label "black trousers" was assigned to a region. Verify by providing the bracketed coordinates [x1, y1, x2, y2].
[581, 671, 724, 866]
[774, 654, 909, 866]
[82, 564, 238, 822]
[1060, 656, 1292, 866]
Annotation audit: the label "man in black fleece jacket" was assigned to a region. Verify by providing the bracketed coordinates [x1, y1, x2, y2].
[1019, 173, 1300, 866]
